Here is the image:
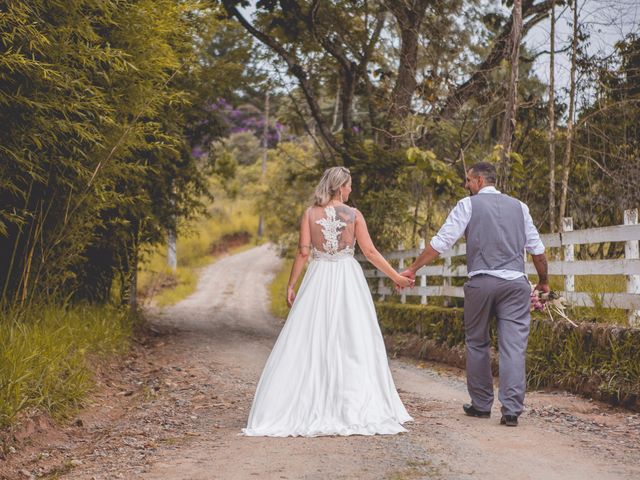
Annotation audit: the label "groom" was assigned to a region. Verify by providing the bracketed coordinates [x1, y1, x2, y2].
[400, 162, 549, 427]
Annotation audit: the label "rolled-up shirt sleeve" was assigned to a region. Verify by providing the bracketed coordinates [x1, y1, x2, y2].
[430, 198, 472, 254]
[521, 202, 545, 255]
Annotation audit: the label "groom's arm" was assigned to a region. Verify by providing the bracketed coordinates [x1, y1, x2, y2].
[521, 201, 549, 294]
[401, 198, 471, 279]
[402, 244, 441, 278]
[531, 253, 549, 294]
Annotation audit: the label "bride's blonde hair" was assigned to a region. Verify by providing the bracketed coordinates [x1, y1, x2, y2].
[313, 166, 351, 206]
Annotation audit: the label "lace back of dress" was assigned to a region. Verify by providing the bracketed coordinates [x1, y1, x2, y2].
[309, 205, 356, 260]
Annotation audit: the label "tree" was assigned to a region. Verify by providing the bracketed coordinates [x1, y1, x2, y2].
[0, 1, 255, 306]
[497, 0, 523, 189]
[223, 1, 557, 152]
[548, 0, 557, 232]
[558, 0, 578, 227]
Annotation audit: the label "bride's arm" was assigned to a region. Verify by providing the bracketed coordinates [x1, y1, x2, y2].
[286, 208, 312, 307]
[354, 210, 413, 288]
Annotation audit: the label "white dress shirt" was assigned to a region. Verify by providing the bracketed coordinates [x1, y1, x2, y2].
[430, 186, 545, 280]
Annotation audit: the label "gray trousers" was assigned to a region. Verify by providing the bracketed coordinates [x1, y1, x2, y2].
[463, 274, 531, 416]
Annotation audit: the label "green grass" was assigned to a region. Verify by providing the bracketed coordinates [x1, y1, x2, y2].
[269, 258, 293, 319]
[153, 267, 199, 308]
[0, 303, 134, 428]
[545, 274, 626, 293]
[269, 258, 307, 319]
[378, 303, 640, 408]
[543, 274, 629, 325]
[138, 197, 259, 307]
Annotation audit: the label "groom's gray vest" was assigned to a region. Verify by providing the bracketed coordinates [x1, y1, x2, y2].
[465, 193, 526, 272]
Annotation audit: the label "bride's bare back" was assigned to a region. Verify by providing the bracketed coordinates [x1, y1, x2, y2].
[307, 204, 356, 258]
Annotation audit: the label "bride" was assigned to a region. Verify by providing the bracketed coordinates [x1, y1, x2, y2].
[242, 166, 413, 437]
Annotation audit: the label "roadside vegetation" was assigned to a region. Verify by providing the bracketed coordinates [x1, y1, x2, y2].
[138, 195, 258, 307]
[0, 304, 134, 428]
[2, 0, 639, 432]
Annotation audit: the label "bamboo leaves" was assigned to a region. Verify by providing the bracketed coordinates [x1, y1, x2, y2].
[0, 1, 251, 306]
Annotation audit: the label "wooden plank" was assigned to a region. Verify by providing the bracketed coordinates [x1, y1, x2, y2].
[379, 243, 468, 261]
[416, 265, 468, 277]
[378, 285, 465, 298]
[524, 259, 640, 276]
[363, 265, 469, 278]
[376, 287, 640, 309]
[439, 243, 467, 258]
[539, 232, 562, 248]
[560, 291, 640, 310]
[366, 259, 640, 278]
[360, 225, 640, 262]
[385, 248, 421, 260]
[540, 225, 640, 247]
[380, 225, 640, 259]
[550, 224, 640, 246]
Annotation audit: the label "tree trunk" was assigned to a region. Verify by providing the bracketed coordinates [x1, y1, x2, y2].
[128, 221, 140, 311]
[558, 0, 578, 226]
[385, 0, 429, 145]
[257, 90, 269, 236]
[548, 0, 556, 232]
[339, 64, 358, 156]
[498, 0, 523, 190]
[331, 78, 341, 132]
[439, 0, 555, 122]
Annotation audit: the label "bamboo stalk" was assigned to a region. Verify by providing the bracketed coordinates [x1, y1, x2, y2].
[1, 180, 34, 305]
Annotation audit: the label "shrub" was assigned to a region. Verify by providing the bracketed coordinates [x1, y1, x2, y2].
[377, 303, 640, 409]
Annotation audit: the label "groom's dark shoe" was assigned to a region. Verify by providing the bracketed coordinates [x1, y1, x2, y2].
[463, 403, 491, 418]
[500, 415, 518, 427]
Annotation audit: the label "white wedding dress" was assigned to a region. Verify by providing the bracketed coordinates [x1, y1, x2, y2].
[242, 204, 412, 437]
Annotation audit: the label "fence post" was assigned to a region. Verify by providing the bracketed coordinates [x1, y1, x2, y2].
[625, 209, 640, 325]
[378, 275, 386, 302]
[398, 243, 406, 304]
[168, 228, 177, 272]
[562, 217, 575, 294]
[419, 239, 428, 305]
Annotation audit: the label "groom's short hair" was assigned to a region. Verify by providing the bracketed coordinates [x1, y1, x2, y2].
[468, 162, 496, 184]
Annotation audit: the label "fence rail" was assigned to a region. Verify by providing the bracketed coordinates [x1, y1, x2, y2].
[358, 209, 640, 325]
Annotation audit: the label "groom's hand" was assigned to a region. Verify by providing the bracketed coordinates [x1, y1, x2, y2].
[534, 282, 550, 295]
[399, 269, 416, 282]
[394, 275, 414, 290]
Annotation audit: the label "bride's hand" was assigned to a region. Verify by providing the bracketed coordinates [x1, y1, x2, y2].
[286, 285, 296, 307]
[394, 274, 414, 290]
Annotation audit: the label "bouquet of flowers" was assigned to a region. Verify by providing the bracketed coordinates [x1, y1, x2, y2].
[530, 283, 577, 327]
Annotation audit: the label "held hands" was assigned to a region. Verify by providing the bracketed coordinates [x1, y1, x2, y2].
[286, 285, 296, 308]
[399, 269, 416, 282]
[394, 270, 415, 290]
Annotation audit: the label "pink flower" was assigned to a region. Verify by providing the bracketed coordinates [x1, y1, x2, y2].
[529, 284, 546, 312]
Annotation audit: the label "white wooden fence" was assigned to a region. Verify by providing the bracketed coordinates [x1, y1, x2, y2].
[359, 209, 640, 325]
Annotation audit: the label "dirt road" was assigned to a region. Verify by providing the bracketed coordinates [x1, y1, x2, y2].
[7, 244, 640, 479]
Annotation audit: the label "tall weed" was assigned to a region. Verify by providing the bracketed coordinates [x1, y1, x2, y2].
[0, 304, 133, 428]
